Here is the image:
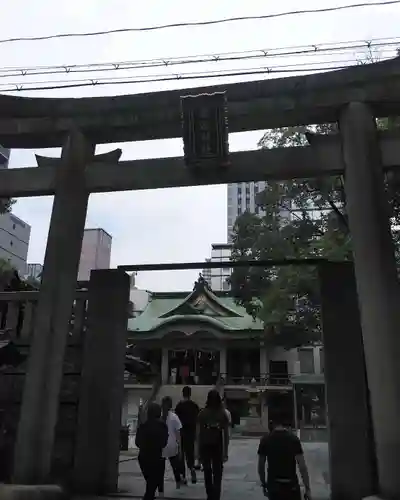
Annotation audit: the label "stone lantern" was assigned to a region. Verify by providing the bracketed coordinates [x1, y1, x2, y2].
[243, 379, 265, 435]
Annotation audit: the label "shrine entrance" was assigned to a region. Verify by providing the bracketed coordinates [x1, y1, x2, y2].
[168, 349, 219, 385]
[0, 57, 399, 499]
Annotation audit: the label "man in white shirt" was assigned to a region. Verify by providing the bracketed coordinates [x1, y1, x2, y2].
[160, 396, 186, 492]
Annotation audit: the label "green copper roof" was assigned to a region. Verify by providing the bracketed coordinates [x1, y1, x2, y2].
[127, 279, 264, 337]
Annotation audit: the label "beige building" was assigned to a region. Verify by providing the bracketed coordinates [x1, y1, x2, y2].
[78, 228, 112, 282]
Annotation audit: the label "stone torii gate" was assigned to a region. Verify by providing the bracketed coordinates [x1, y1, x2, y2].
[1, 57, 400, 499]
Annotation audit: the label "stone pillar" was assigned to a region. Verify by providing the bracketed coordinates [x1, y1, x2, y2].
[13, 130, 94, 484]
[219, 346, 227, 379]
[341, 102, 400, 499]
[161, 348, 169, 384]
[318, 262, 377, 500]
[259, 343, 267, 382]
[313, 347, 321, 375]
[73, 269, 130, 495]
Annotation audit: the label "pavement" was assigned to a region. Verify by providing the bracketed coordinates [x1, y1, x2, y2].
[114, 437, 330, 500]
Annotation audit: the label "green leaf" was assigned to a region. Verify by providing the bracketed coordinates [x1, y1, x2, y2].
[230, 121, 400, 349]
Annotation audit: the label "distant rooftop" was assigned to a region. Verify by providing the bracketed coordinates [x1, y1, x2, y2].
[212, 243, 232, 250]
[84, 227, 112, 239]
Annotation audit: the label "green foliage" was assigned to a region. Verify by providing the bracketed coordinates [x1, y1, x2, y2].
[23, 275, 40, 290]
[0, 259, 39, 290]
[0, 198, 15, 214]
[230, 121, 400, 349]
[0, 258, 14, 274]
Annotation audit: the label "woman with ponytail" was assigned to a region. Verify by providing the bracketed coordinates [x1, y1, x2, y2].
[159, 396, 186, 493]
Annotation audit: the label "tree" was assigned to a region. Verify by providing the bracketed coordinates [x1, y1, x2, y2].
[0, 199, 14, 214]
[0, 259, 39, 291]
[229, 121, 400, 349]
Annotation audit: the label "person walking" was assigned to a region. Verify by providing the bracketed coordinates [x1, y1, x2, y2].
[175, 386, 200, 484]
[160, 396, 186, 493]
[196, 389, 230, 500]
[135, 402, 168, 500]
[257, 410, 312, 500]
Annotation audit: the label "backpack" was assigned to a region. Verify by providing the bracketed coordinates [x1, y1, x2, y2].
[201, 410, 225, 447]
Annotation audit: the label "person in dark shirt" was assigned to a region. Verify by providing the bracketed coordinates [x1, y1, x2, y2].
[257, 411, 311, 500]
[196, 389, 229, 500]
[135, 402, 168, 500]
[175, 386, 200, 484]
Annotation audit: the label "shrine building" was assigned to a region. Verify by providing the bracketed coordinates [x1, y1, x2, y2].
[122, 275, 325, 434]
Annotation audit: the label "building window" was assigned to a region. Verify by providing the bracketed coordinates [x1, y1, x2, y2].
[237, 187, 242, 195]
[10, 241, 13, 246]
[12, 224, 16, 230]
[298, 348, 315, 374]
[237, 208, 241, 216]
[246, 185, 250, 195]
[254, 184, 259, 193]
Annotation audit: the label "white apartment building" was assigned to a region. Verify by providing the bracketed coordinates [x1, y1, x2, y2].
[202, 244, 232, 292]
[210, 243, 232, 291]
[201, 243, 232, 292]
[0, 147, 31, 275]
[78, 228, 112, 282]
[0, 213, 31, 275]
[26, 263, 43, 281]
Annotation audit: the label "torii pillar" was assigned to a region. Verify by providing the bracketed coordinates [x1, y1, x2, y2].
[340, 102, 400, 499]
[12, 131, 119, 484]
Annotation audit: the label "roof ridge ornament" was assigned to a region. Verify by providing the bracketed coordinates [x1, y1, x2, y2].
[193, 272, 211, 292]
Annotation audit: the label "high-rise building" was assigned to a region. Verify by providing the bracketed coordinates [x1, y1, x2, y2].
[0, 147, 31, 275]
[78, 228, 112, 282]
[227, 181, 298, 241]
[227, 181, 267, 241]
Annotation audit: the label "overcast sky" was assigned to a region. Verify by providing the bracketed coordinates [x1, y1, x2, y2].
[2, 0, 399, 290]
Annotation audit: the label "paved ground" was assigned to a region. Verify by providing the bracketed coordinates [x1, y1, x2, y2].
[116, 438, 330, 500]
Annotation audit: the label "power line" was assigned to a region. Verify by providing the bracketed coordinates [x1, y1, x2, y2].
[1, 57, 376, 88]
[0, 37, 397, 79]
[0, 61, 376, 93]
[2, 36, 396, 73]
[0, 1, 398, 45]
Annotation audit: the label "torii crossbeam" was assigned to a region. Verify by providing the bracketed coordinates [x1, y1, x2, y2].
[1, 58, 400, 499]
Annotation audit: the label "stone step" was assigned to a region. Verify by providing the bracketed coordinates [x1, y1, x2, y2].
[0, 484, 66, 500]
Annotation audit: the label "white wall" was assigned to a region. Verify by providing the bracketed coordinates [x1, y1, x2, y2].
[130, 288, 151, 315]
